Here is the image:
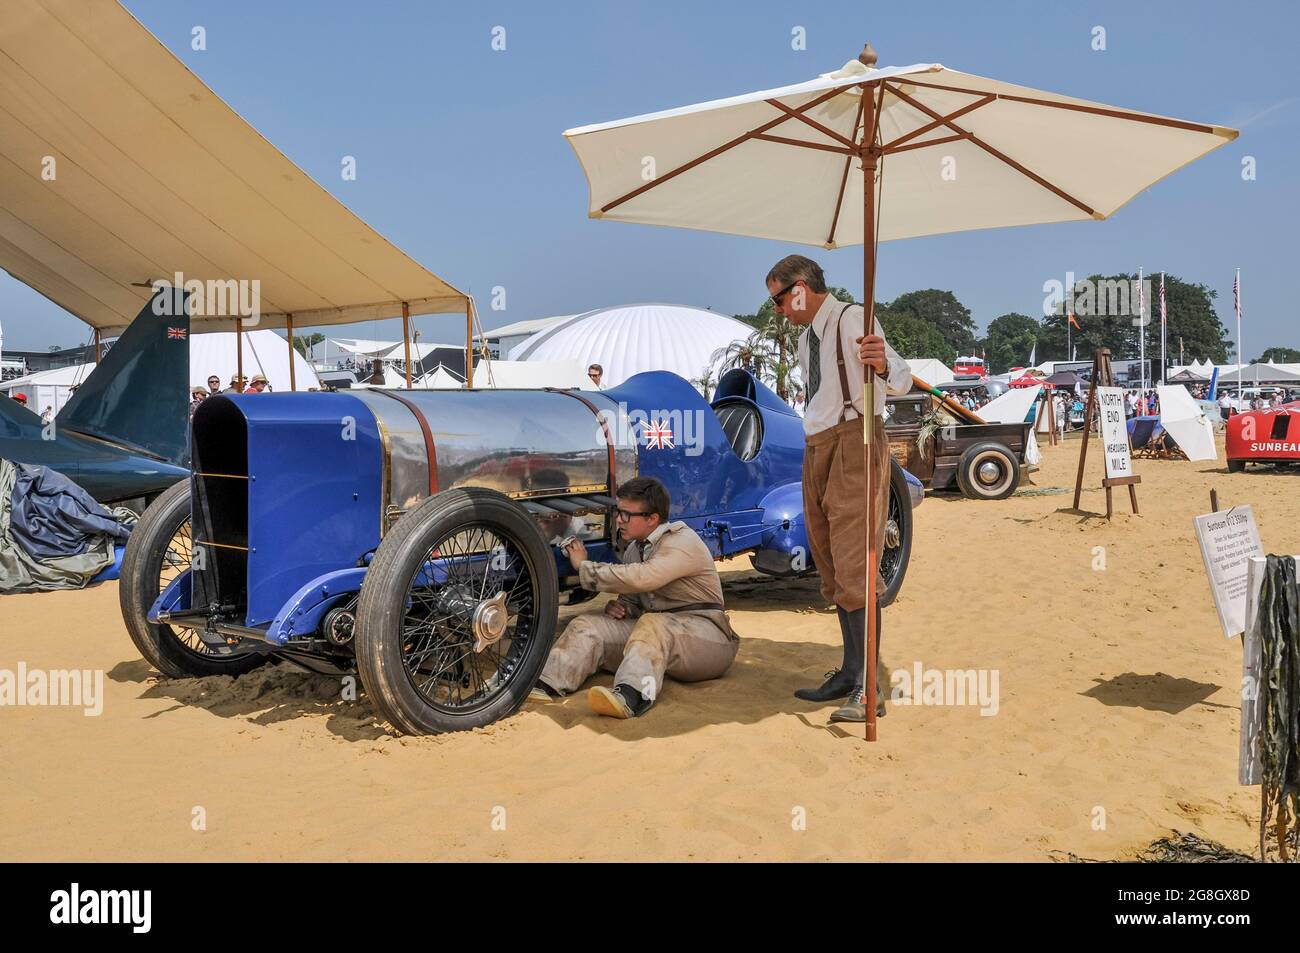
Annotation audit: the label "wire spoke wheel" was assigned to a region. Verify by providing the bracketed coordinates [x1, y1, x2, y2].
[355, 488, 558, 735]
[400, 525, 538, 713]
[119, 480, 266, 678]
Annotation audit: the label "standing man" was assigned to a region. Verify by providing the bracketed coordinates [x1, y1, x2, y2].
[587, 363, 605, 389]
[766, 255, 911, 723]
[206, 374, 222, 396]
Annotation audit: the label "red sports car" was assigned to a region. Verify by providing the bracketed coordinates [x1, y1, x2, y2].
[1225, 401, 1300, 472]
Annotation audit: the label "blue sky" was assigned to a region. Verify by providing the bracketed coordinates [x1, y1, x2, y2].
[1, 0, 1294, 358]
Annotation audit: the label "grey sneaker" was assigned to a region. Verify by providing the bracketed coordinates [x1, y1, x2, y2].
[829, 688, 885, 723]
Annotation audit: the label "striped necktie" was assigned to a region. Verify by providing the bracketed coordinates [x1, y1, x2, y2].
[805, 326, 821, 402]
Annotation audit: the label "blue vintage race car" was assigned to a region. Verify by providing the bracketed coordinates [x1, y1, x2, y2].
[120, 367, 920, 734]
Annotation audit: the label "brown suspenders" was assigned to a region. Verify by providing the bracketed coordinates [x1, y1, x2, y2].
[832, 302, 860, 424]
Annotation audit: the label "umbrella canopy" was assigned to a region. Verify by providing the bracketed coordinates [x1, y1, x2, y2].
[1157, 385, 1217, 461]
[566, 56, 1236, 247]
[1045, 371, 1087, 387]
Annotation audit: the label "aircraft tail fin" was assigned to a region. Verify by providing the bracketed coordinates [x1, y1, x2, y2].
[56, 289, 190, 466]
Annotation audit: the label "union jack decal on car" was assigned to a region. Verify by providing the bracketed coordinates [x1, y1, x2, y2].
[641, 419, 674, 450]
[167, 327, 188, 340]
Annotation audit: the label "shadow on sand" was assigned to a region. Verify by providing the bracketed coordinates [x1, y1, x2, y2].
[1079, 672, 1231, 714]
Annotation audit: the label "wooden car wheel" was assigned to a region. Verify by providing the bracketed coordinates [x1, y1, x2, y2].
[354, 487, 559, 735]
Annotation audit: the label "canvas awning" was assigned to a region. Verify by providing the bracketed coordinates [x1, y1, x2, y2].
[0, 0, 468, 335]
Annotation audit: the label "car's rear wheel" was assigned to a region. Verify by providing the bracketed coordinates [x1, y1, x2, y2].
[1227, 458, 1246, 473]
[354, 487, 559, 735]
[879, 459, 912, 607]
[119, 479, 267, 678]
[956, 441, 1021, 500]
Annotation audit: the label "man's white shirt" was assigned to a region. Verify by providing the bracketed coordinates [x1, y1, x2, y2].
[795, 296, 912, 437]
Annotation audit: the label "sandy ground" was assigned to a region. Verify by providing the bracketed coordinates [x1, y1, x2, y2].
[2, 432, 1293, 861]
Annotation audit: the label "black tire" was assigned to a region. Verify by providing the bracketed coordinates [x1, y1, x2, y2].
[955, 441, 1021, 500]
[119, 479, 267, 678]
[354, 487, 559, 735]
[878, 459, 913, 607]
[1227, 458, 1246, 473]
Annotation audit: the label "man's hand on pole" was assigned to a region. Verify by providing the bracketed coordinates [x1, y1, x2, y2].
[856, 335, 889, 375]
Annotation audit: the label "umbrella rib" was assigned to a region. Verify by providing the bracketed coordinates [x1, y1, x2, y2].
[886, 132, 969, 155]
[896, 78, 1228, 137]
[598, 85, 848, 214]
[764, 99, 858, 149]
[826, 95, 867, 246]
[883, 95, 994, 150]
[885, 83, 1097, 218]
[753, 133, 854, 156]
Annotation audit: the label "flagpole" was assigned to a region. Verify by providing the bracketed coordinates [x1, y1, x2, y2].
[1160, 272, 1167, 385]
[1137, 266, 1145, 393]
[1235, 267, 1242, 405]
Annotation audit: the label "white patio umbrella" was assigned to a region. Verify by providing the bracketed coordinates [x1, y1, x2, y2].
[1157, 385, 1217, 461]
[564, 44, 1238, 739]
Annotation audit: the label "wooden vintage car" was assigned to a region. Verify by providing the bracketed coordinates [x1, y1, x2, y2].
[884, 390, 1031, 501]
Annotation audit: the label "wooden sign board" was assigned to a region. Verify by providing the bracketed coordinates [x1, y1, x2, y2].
[1194, 506, 1265, 639]
[1072, 349, 1140, 518]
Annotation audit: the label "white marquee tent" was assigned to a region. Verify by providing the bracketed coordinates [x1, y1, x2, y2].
[509, 303, 754, 388]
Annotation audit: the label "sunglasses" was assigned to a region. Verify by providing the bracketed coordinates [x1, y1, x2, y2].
[614, 507, 653, 522]
[768, 280, 799, 308]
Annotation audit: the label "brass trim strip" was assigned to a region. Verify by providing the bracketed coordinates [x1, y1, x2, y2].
[195, 472, 248, 480]
[193, 539, 250, 552]
[508, 483, 607, 500]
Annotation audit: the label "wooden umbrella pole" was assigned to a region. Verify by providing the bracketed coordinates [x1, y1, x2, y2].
[860, 58, 881, 742]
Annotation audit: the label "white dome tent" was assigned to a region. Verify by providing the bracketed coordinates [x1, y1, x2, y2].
[508, 303, 754, 389]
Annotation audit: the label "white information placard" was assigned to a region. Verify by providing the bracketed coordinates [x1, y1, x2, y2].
[1194, 505, 1265, 638]
[1096, 386, 1132, 479]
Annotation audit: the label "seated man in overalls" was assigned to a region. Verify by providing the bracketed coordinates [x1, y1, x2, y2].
[537, 476, 740, 719]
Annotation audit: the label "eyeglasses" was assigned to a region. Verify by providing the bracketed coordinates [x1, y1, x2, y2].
[614, 507, 653, 522]
[768, 280, 799, 308]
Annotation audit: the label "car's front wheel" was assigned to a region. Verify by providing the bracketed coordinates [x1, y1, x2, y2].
[354, 487, 559, 735]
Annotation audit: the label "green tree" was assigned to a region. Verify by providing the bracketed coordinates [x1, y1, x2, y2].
[1253, 346, 1300, 363]
[292, 331, 325, 357]
[885, 289, 976, 357]
[981, 312, 1041, 374]
[1037, 273, 1229, 365]
[877, 307, 954, 365]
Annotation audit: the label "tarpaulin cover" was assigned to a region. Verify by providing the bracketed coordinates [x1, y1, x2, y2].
[0, 458, 133, 593]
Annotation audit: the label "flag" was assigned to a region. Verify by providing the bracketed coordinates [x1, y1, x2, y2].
[642, 419, 675, 450]
[1233, 271, 1241, 320]
[1067, 312, 1080, 330]
[167, 327, 187, 340]
[1159, 273, 1166, 328]
[1028, 341, 1036, 366]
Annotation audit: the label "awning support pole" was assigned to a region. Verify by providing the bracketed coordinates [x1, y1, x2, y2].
[466, 297, 474, 389]
[236, 318, 244, 392]
[403, 302, 412, 389]
[286, 313, 297, 392]
[93, 328, 101, 364]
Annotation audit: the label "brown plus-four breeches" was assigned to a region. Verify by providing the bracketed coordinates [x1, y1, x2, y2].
[801, 414, 891, 612]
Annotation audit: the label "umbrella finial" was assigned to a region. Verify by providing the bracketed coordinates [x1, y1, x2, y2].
[858, 42, 878, 68]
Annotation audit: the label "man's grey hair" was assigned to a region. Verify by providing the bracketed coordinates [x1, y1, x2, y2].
[766, 255, 827, 295]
